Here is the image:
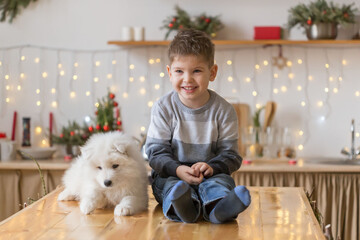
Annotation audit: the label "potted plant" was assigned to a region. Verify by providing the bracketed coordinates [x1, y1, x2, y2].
[287, 0, 357, 39]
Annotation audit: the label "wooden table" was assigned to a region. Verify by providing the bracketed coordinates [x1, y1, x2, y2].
[0, 186, 324, 240]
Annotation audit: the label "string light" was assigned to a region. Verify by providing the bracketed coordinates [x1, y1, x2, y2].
[70, 91, 76, 98]
[58, 63, 62, 68]
[5, 98, 10, 103]
[245, 77, 251, 83]
[51, 101, 57, 108]
[154, 84, 160, 90]
[20, 73, 25, 79]
[297, 59, 303, 64]
[338, 77, 343, 81]
[297, 85, 302, 91]
[147, 101, 153, 107]
[227, 60, 232, 65]
[112, 60, 117, 65]
[255, 64, 260, 70]
[42, 72, 48, 78]
[129, 77, 134, 82]
[36, 101, 41, 106]
[95, 102, 99, 107]
[299, 130, 304, 136]
[0, 61, 2, 66]
[342, 59, 347, 65]
[35, 127, 42, 134]
[281, 86, 287, 92]
[324, 87, 329, 93]
[36, 89, 40, 94]
[232, 89, 237, 93]
[21, 56, 26, 61]
[333, 88, 338, 93]
[60, 70, 65, 76]
[95, 61, 101, 66]
[140, 126, 146, 132]
[252, 91, 257, 96]
[74, 62, 79, 67]
[51, 88, 56, 94]
[148, 59, 155, 64]
[72, 75, 78, 80]
[5, 74, 9, 80]
[34, 58, 40, 63]
[159, 72, 165, 77]
[263, 60, 268, 66]
[5, 85, 10, 90]
[355, 91, 360, 97]
[273, 88, 279, 94]
[286, 61, 292, 67]
[17, 85, 21, 91]
[273, 73, 279, 78]
[156, 58, 161, 63]
[129, 64, 135, 69]
[86, 91, 91, 96]
[298, 144, 304, 150]
[227, 76, 233, 82]
[308, 75, 313, 81]
[325, 63, 329, 68]
[317, 101, 323, 107]
[329, 76, 333, 81]
[123, 92, 128, 98]
[140, 88, 146, 95]
[93, 77, 99, 82]
[301, 101, 306, 107]
[139, 76, 145, 82]
[255, 103, 262, 109]
[107, 73, 112, 79]
[288, 73, 295, 79]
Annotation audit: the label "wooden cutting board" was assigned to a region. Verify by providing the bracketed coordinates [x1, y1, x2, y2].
[232, 103, 250, 156]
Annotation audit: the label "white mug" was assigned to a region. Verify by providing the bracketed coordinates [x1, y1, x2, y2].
[0, 140, 17, 161]
[122, 27, 134, 41]
[134, 27, 145, 41]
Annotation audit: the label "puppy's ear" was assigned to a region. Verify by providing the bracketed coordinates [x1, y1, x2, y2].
[114, 143, 128, 155]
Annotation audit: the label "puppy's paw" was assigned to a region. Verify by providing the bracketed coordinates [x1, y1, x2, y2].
[80, 200, 96, 215]
[114, 204, 132, 216]
[58, 190, 75, 201]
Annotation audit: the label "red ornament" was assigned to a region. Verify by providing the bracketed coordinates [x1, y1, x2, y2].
[103, 125, 109, 131]
[95, 111, 98, 115]
[323, 10, 327, 14]
[205, 18, 211, 23]
[168, 23, 174, 28]
[70, 131, 75, 136]
[60, 133, 64, 138]
[307, 19, 312, 25]
[117, 120, 122, 126]
[179, 25, 184, 29]
[96, 124, 101, 130]
[109, 93, 115, 99]
[113, 101, 118, 107]
[88, 126, 94, 132]
[344, 12, 349, 18]
[172, 17, 177, 22]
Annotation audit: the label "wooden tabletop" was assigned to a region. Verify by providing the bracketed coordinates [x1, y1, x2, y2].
[0, 186, 324, 240]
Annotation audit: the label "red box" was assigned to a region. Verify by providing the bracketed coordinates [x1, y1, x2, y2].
[254, 26, 281, 40]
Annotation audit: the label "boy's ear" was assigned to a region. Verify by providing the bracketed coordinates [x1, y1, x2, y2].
[166, 65, 172, 78]
[210, 64, 218, 82]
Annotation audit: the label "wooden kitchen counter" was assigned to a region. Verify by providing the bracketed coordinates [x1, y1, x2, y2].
[0, 186, 324, 240]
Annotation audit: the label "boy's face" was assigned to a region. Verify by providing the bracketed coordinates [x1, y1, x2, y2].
[167, 55, 218, 109]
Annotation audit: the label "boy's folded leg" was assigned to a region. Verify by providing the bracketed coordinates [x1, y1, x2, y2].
[209, 185, 251, 224]
[169, 181, 199, 223]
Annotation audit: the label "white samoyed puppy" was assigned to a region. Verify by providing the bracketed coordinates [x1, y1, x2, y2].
[58, 131, 148, 216]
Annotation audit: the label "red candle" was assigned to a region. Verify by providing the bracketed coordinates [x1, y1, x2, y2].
[49, 112, 53, 146]
[11, 111, 17, 141]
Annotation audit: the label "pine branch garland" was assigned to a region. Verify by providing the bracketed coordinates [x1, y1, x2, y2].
[0, 0, 37, 23]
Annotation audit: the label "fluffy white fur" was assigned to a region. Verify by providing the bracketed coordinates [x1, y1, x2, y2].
[58, 131, 148, 216]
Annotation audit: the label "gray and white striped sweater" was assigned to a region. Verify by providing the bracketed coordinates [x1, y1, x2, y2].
[145, 90, 242, 178]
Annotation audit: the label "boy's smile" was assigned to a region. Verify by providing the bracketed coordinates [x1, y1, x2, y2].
[167, 55, 218, 109]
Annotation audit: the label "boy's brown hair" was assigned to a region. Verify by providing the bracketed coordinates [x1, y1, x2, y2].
[168, 29, 215, 68]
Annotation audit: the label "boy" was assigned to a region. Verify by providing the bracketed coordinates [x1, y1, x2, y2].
[145, 29, 251, 223]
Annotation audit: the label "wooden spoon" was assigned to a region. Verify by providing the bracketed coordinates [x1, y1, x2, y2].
[263, 101, 277, 130]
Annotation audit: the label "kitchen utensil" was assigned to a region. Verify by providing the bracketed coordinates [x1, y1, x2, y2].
[263, 101, 277, 130]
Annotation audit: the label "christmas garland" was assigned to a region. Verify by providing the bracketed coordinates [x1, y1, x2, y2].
[0, 0, 37, 23]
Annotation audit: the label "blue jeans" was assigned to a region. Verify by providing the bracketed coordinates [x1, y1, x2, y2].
[152, 173, 236, 222]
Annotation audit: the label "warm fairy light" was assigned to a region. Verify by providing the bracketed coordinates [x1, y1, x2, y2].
[232, 89, 237, 93]
[74, 62, 79, 67]
[19, 73, 25, 79]
[36, 89, 40, 94]
[245, 77, 251, 82]
[255, 64, 260, 70]
[5, 98, 10, 103]
[252, 91, 257, 96]
[227, 60, 232, 65]
[355, 91, 360, 97]
[94, 77, 99, 82]
[317, 101, 323, 107]
[288, 73, 294, 79]
[286, 61, 292, 67]
[139, 76, 146, 82]
[60, 70, 65, 76]
[110, 86, 117, 92]
[356, 132, 360, 138]
[156, 58, 161, 63]
[227, 76, 233, 82]
[95, 102, 99, 107]
[273, 88, 279, 94]
[34, 58, 40, 63]
[35, 127, 42, 134]
[41, 139, 47, 146]
[297, 85, 302, 91]
[329, 76, 333, 81]
[256, 103, 262, 109]
[148, 101, 154, 107]
[58, 63, 62, 68]
[301, 101, 306, 107]
[263, 60, 268, 66]
[86, 91, 91, 96]
[73, 75, 78, 80]
[112, 60, 117, 65]
[297, 59, 303, 64]
[149, 59, 155, 64]
[95, 61, 101, 66]
[333, 88, 338, 93]
[6, 85, 10, 90]
[52, 101, 57, 108]
[154, 84, 160, 90]
[281, 86, 287, 92]
[325, 63, 329, 68]
[338, 77, 343, 81]
[129, 77, 134, 82]
[299, 130, 304, 136]
[308, 75, 313, 81]
[160, 72, 165, 77]
[70, 91, 76, 98]
[140, 126, 146, 132]
[273, 73, 279, 78]
[21, 56, 26, 61]
[123, 92, 128, 98]
[107, 74, 112, 79]
[5, 74, 9, 80]
[0, 61, 2, 66]
[324, 87, 329, 93]
[342, 59, 347, 65]
[17, 85, 21, 91]
[140, 88, 146, 95]
[298, 144, 304, 150]
[36, 101, 41, 106]
[42, 72, 48, 78]
[129, 64, 135, 69]
[51, 88, 56, 94]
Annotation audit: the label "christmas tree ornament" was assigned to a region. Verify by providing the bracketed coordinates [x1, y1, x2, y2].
[271, 45, 288, 70]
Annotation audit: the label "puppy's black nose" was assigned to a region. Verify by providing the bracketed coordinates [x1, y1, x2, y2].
[104, 180, 112, 187]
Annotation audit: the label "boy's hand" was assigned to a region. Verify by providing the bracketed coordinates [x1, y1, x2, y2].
[191, 162, 213, 178]
[176, 165, 204, 185]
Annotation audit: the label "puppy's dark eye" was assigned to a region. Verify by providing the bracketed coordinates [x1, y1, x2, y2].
[97, 166, 102, 170]
[112, 164, 119, 169]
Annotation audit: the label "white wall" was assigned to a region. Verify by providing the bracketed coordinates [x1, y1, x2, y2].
[1, 0, 360, 158]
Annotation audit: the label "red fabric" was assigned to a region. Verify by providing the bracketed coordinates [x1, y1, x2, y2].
[254, 26, 281, 40]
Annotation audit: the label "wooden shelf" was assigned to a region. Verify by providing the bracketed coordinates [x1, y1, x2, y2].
[108, 39, 360, 46]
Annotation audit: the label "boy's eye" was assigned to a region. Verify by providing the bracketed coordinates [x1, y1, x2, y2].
[194, 69, 201, 73]
[97, 166, 102, 170]
[112, 164, 119, 169]
[175, 70, 183, 73]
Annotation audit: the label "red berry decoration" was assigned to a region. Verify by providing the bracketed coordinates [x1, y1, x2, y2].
[88, 126, 94, 132]
[205, 18, 211, 23]
[307, 19, 312, 25]
[95, 111, 98, 115]
[96, 124, 101, 130]
[109, 93, 115, 99]
[168, 23, 174, 28]
[103, 125, 109, 131]
[70, 131, 75, 136]
[113, 101, 118, 107]
[172, 17, 177, 22]
[117, 120, 122, 126]
[60, 133, 64, 138]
